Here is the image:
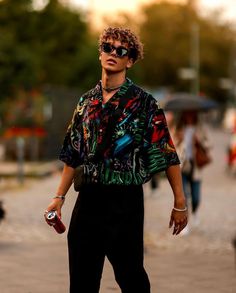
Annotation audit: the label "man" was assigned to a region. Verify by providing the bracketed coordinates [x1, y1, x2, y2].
[45, 27, 187, 293]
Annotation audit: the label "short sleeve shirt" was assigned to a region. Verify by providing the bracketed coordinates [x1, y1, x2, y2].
[59, 78, 180, 185]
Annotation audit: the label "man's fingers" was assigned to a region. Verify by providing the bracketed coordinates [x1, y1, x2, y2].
[173, 222, 188, 235]
[169, 209, 188, 234]
[57, 209, 62, 219]
[172, 225, 179, 235]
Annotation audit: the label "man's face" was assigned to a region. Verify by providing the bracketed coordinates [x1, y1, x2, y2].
[99, 39, 134, 73]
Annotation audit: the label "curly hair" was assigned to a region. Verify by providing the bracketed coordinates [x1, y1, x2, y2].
[98, 27, 144, 63]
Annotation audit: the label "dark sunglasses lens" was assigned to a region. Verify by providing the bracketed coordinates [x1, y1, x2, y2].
[116, 47, 128, 57]
[102, 43, 112, 53]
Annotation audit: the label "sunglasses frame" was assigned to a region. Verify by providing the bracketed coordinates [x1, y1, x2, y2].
[101, 42, 130, 58]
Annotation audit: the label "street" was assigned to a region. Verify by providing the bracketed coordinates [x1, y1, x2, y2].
[0, 126, 236, 293]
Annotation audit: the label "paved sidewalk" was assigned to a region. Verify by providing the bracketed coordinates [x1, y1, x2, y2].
[0, 127, 236, 293]
[0, 160, 62, 178]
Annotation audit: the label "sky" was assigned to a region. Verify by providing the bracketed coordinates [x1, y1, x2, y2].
[35, 1, 236, 26]
[67, 0, 236, 23]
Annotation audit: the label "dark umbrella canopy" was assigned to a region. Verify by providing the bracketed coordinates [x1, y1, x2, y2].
[163, 93, 218, 111]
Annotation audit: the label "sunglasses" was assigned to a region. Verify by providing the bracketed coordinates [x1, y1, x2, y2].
[101, 42, 130, 58]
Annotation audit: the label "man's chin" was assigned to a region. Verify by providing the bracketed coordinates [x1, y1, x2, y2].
[103, 67, 124, 74]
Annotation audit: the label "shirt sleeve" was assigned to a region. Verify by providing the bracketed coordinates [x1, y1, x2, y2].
[142, 96, 180, 174]
[58, 107, 84, 168]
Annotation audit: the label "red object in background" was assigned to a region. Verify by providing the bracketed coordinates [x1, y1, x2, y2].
[3, 127, 47, 138]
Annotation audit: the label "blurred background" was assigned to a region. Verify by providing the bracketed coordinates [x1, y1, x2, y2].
[0, 1, 236, 292]
[0, 0, 236, 165]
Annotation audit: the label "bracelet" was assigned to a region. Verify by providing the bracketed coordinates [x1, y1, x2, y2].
[173, 206, 187, 212]
[53, 195, 65, 201]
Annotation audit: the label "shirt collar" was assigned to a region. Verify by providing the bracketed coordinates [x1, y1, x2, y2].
[95, 78, 133, 100]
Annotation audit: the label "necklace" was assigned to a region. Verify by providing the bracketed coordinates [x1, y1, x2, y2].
[102, 81, 125, 93]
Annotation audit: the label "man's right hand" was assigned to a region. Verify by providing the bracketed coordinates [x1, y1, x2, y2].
[44, 197, 65, 223]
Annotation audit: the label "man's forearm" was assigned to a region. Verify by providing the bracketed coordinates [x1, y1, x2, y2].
[165, 164, 186, 208]
[56, 164, 75, 196]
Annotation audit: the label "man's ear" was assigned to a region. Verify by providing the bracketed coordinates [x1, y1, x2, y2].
[126, 58, 134, 69]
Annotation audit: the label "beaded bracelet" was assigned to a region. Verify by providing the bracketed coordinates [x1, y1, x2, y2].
[53, 195, 65, 201]
[173, 206, 187, 212]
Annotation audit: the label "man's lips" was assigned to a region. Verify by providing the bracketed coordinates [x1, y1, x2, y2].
[107, 58, 117, 64]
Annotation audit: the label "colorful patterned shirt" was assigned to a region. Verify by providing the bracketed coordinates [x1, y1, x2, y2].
[59, 78, 180, 185]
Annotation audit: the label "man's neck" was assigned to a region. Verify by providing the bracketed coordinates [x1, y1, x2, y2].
[101, 71, 126, 90]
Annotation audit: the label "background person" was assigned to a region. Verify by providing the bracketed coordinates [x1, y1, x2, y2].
[174, 110, 211, 233]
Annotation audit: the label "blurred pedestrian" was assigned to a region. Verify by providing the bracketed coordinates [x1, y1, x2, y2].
[232, 235, 236, 268]
[227, 115, 236, 175]
[174, 111, 211, 233]
[165, 110, 175, 136]
[45, 27, 187, 293]
[0, 200, 6, 224]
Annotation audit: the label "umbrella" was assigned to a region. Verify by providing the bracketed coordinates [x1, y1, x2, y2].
[163, 93, 218, 111]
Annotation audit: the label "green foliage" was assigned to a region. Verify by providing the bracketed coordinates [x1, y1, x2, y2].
[104, 2, 236, 104]
[35, 0, 88, 86]
[0, 0, 99, 101]
[199, 17, 234, 101]
[139, 2, 235, 101]
[0, 0, 235, 110]
[139, 3, 193, 87]
[0, 0, 38, 96]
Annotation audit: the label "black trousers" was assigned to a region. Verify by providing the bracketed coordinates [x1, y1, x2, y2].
[67, 184, 151, 293]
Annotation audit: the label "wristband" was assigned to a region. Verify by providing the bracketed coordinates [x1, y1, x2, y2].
[53, 195, 65, 201]
[173, 206, 187, 212]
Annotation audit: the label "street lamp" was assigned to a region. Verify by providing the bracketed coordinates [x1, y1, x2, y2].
[178, 22, 200, 95]
[190, 22, 200, 96]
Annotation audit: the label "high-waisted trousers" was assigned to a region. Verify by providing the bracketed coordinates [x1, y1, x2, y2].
[67, 183, 151, 293]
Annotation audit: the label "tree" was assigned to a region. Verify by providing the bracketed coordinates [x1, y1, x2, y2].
[35, 0, 88, 86]
[0, 0, 38, 97]
[0, 0, 99, 131]
[139, 2, 236, 103]
[103, 1, 236, 104]
[0, 0, 95, 100]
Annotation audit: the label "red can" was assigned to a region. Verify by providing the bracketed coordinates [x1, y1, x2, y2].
[45, 211, 66, 234]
